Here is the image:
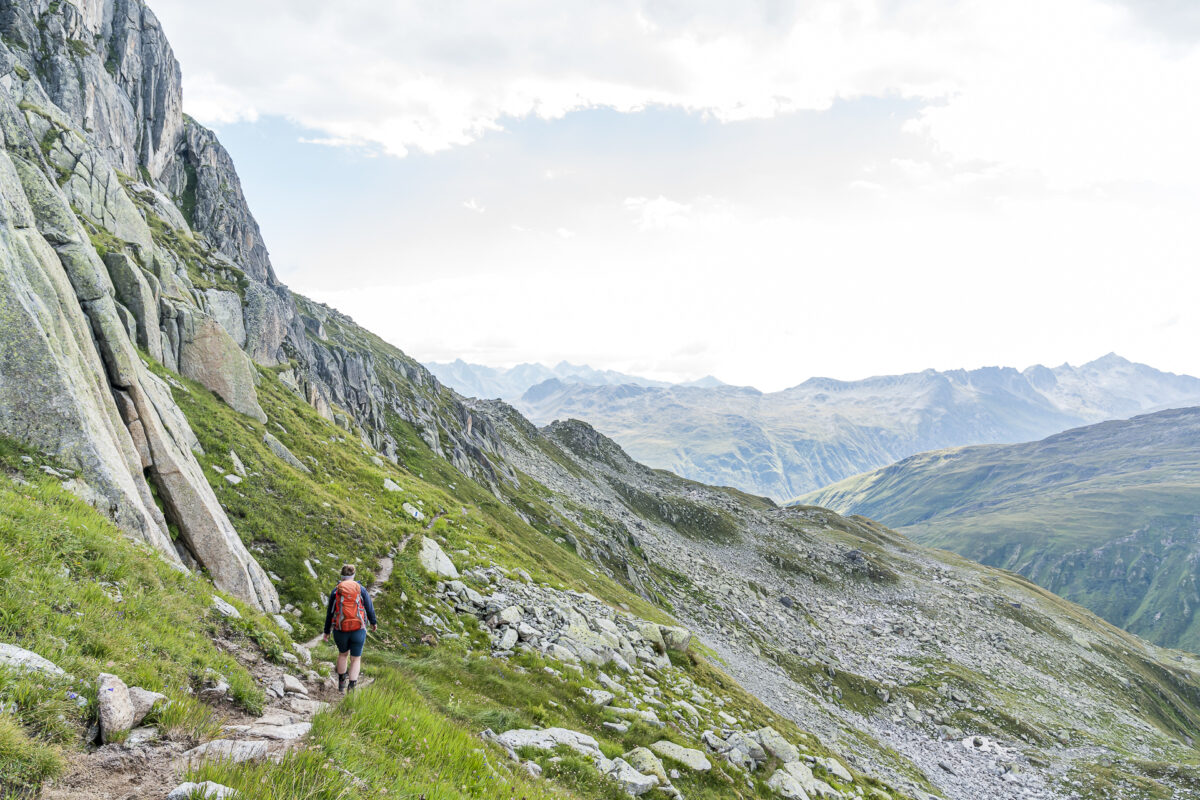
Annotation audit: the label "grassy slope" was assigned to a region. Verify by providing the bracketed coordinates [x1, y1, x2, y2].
[0, 438, 280, 798]
[798, 408, 1200, 651]
[156, 361, 908, 800]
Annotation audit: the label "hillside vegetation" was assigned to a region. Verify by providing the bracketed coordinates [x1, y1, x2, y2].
[2, 2, 1200, 799]
[798, 407, 1200, 652]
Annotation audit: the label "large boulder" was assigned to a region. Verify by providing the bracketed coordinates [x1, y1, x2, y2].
[623, 747, 668, 785]
[418, 537, 459, 579]
[495, 727, 602, 760]
[781, 762, 837, 798]
[768, 768, 810, 800]
[178, 312, 267, 424]
[97, 673, 135, 743]
[650, 740, 711, 771]
[659, 625, 692, 652]
[128, 686, 167, 726]
[0, 643, 65, 676]
[755, 726, 800, 763]
[604, 758, 659, 796]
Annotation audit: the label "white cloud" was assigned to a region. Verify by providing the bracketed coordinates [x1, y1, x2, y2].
[624, 196, 694, 231]
[147, 0, 1200, 388]
[152, 0, 1200, 188]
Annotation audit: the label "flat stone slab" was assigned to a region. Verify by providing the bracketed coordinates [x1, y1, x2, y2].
[650, 740, 712, 771]
[166, 781, 237, 799]
[182, 739, 270, 766]
[495, 727, 602, 759]
[245, 722, 312, 741]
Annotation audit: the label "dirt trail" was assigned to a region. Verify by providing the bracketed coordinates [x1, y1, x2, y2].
[40, 656, 355, 800]
[50, 527, 422, 798]
[43, 535, 413, 800]
[303, 533, 413, 651]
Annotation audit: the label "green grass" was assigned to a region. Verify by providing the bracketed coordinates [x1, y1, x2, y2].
[192, 667, 576, 800]
[798, 409, 1200, 652]
[136, 352, 907, 800]
[0, 714, 62, 799]
[0, 438, 278, 793]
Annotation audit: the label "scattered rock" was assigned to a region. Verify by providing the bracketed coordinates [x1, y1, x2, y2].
[623, 746, 668, 784]
[182, 739, 270, 766]
[263, 433, 311, 474]
[127, 687, 167, 726]
[383, 478, 401, 492]
[211, 596, 241, 619]
[97, 673, 135, 743]
[767, 768, 809, 799]
[604, 757, 659, 795]
[755, 726, 800, 763]
[124, 726, 159, 748]
[0, 643, 65, 676]
[418, 536, 459, 579]
[659, 625, 692, 652]
[650, 740, 711, 771]
[245, 722, 311, 741]
[282, 674, 307, 695]
[495, 727, 603, 760]
[166, 781, 238, 800]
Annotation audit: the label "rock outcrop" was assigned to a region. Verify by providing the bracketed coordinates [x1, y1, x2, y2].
[0, 1, 281, 610]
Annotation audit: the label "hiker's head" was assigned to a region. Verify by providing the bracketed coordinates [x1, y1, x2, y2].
[341, 564, 356, 578]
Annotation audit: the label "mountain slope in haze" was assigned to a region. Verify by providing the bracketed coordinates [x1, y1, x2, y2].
[2, 3, 1200, 800]
[516, 356, 1200, 500]
[799, 406, 1200, 652]
[426, 359, 668, 400]
[426, 358, 726, 401]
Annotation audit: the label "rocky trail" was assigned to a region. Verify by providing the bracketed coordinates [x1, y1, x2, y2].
[39, 634, 358, 800]
[41, 532, 410, 800]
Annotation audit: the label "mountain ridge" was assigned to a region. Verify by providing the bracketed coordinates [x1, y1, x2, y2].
[797, 405, 1200, 652]
[511, 355, 1200, 500]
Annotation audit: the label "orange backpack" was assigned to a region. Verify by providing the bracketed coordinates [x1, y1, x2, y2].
[333, 579, 366, 632]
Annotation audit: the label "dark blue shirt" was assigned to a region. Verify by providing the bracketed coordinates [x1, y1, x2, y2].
[323, 581, 377, 634]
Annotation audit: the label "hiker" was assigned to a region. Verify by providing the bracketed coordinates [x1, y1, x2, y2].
[323, 564, 378, 692]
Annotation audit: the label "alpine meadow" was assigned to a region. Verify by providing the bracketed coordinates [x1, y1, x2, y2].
[0, 2, 1199, 800]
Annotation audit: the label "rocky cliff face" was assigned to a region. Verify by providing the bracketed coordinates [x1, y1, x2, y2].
[0, 0, 512, 612]
[0, 0, 282, 609]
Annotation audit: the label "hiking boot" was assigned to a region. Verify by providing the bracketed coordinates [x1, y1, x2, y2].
[347, 679, 358, 693]
[337, 672, 347, 693]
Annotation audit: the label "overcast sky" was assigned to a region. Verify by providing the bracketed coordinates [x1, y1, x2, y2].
[150, 0, 1200, 391]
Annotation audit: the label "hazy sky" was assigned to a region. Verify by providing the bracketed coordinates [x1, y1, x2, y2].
[150, 0, 1200, 391]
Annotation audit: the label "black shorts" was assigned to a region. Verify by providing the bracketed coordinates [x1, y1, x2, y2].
[333, 627, 367, 657]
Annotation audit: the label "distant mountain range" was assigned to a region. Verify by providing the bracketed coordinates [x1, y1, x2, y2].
[507, 354, 1200, 500]
[798, 406, 1200, 652]
[424, 359, 725, 401]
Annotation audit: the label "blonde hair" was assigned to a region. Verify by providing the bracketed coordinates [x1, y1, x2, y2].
[341, 564, 356, 577]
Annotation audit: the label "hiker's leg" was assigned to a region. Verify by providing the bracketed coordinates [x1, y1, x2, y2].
[336, 650, 349, 675]
[346, 629, 366, 686]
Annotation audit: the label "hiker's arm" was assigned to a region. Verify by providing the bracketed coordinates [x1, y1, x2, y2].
[323, 589, 336, 636]
[361, 583, 378, 627]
